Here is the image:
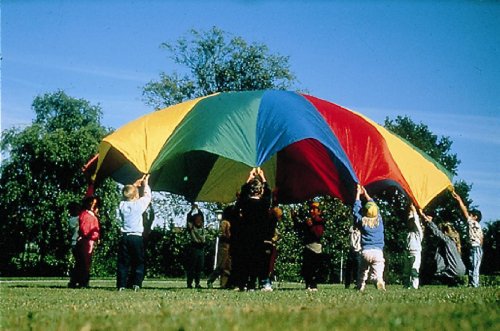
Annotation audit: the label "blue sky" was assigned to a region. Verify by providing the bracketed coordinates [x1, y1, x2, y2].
[2, 0, 499, 223]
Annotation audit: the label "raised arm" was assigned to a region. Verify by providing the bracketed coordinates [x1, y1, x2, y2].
[451, 190, 469, 220]
[353, 185, 363, 225]
[138, 175, 152, 211]
[361, 186, 372, 201]
[246, 168, 257, 183]
[256, 167, 267, 183]
[409, 204, 423, 238]
[355, 184, 362, 201]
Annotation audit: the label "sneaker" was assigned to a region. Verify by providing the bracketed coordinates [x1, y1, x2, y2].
[195, 284, 203, 289]
[261, 284, 273, 292]
[376, 281, 386, 291]
[358, 283, 366, 292]
[306, 287, 318, 292]
[133, 285, 140, 292]
[118, 287, 125, 292]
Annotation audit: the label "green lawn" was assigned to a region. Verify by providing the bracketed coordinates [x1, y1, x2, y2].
[1, 279, 498, 331]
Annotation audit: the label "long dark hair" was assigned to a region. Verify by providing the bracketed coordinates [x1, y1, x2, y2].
[82, 196, 100, 212]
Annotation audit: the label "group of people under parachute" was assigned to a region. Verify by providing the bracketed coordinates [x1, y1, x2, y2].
[185, 167, 325, 292]
[184, 168, 484, 292]
[67, 168, 484, 292]
[344, 187, 483, 291]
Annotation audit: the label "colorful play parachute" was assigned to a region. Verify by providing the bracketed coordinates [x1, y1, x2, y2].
[90, 90, 452, 207]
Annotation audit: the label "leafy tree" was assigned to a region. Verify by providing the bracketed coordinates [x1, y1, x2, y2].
[0, 91, 120, 276]
[143, 26, 297, 109]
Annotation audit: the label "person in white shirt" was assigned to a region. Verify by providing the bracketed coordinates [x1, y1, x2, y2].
[405, 204, 423, 289]
[117, 175, 152, 292]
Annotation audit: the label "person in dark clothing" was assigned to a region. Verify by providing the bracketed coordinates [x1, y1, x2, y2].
[293, 201, 325, 291]
[207, 205, 235, 289]
[421, 211, 466, 286]
[234, 168, 271, 291]
[185, 206, 206, 289]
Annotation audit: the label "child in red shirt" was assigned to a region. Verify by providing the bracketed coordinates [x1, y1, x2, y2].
[294, 201, 325, 291]
[74, 196, 100, 288]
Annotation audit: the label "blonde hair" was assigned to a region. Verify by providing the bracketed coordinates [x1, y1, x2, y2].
[362, 216, 380, 229]
[122, 185, 138, 201]
[442, 223, 462, 254]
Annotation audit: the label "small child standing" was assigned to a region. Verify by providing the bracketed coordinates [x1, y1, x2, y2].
[186, 212, 206, 289]
[344, 225, 361, 289]
[294, 201, 325, 291]
[235, 168, 271, 291]
[75, 196, 100, 288]
[353, 185, 385, 291]
[207, 205, 233, 289]
[68, 201, 82, 288]
[405, 204, 423, 289]
[117, 175, 152, 291]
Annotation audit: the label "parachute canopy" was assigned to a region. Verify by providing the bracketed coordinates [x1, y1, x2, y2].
[91, 90, 452, 207]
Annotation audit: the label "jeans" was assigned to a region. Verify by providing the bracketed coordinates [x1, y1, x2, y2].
[117, 234, 145, 289]
[469, 246, 482, 287]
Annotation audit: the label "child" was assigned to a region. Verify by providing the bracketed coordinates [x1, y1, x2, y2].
[421, 211, 466, 286]
[294, 201, 325, 291]
[68, 201, 82, 288]
[186, 211, 206, 289]
[207, 205, 233, 289]
[117, 175, 152, 291]
[353, 185, 385, 291]
[344, 225, 361, 289]
[75, 196, 100, 288]
[235, 167, 271, 291]
[259, 206, 281, 291]
[405, 204, 423, 289]
[451, 191, 483, 287]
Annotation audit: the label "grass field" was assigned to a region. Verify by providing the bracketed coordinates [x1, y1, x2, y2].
[1, 279, 498, 331]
